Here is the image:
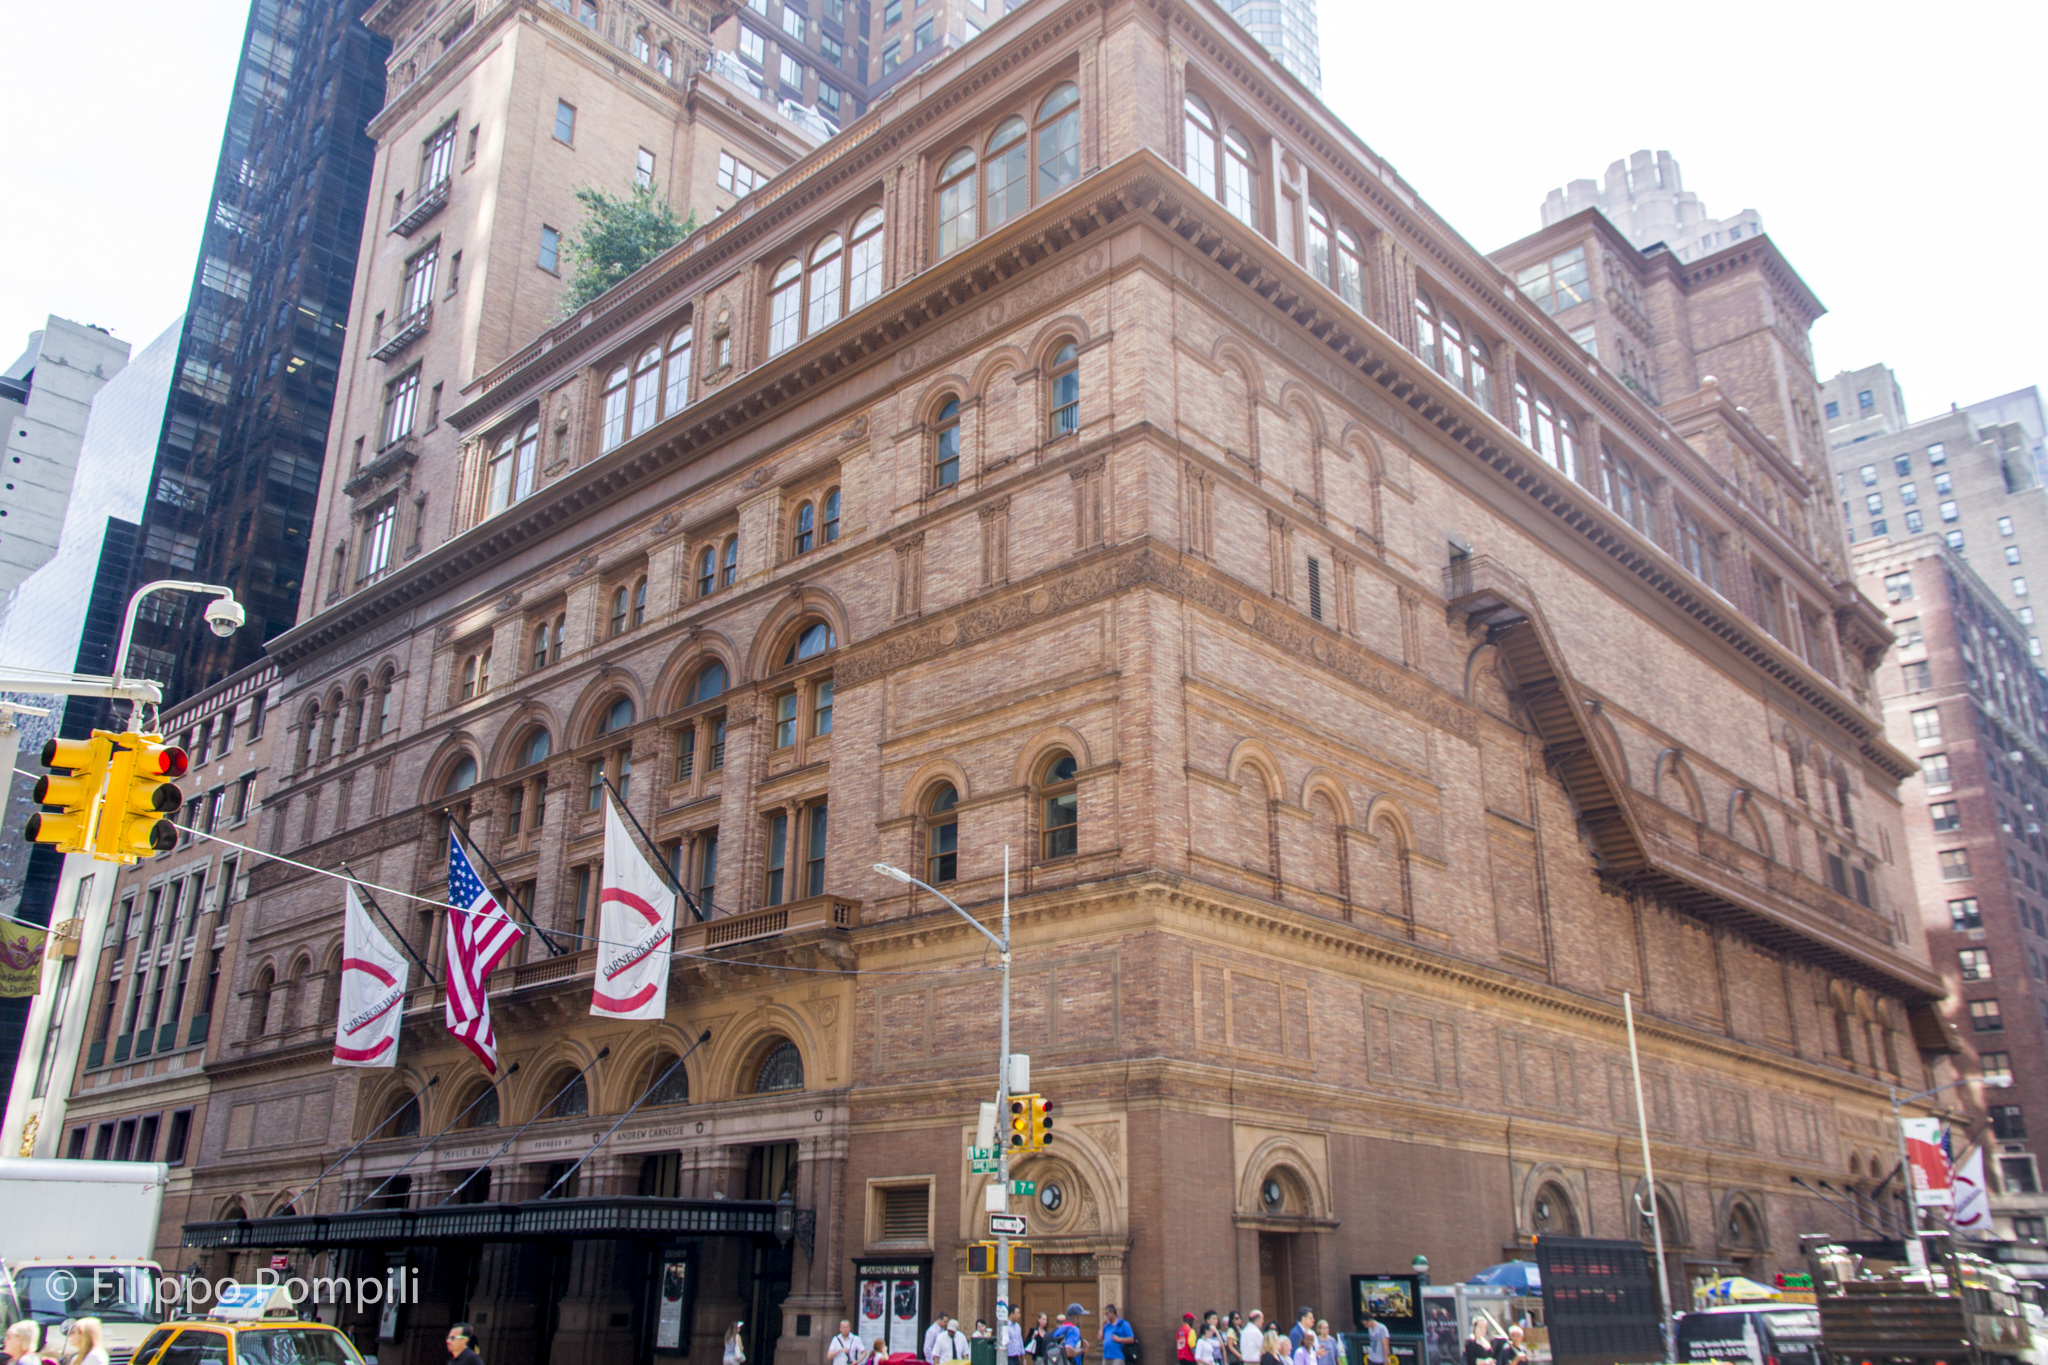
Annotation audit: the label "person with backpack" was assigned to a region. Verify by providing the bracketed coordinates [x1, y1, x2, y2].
[1100, 1307, 1134, 1365]
[1053, 1307, 1087, 1365]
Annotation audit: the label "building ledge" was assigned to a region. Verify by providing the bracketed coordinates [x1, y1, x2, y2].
[389, 178, 450, 237]
[370, 304, 432, 362]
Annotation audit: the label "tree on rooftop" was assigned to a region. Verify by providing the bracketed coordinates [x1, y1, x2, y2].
[560, 182, 698, 313]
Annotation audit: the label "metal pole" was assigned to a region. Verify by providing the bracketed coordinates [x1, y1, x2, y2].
[348, 1062, 520, 1212]
[1892, 1084, 1929, 1277]
[341, 860, 437, 984]
[541, 1029, 712, 1198]
[1624, 993, 1673, 1360]
[292, 1076, 441, 1213]
[439, 1048, 610, 1204]
[111, 580, 239, 725]
[996, 846, 1012, 1327]
[600, 775, 702, 920]
[446, 815, 564, 955]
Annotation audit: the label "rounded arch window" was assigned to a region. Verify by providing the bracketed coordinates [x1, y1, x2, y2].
[631, 345, 661, 433]
[1305, 198, 1332, 286]
[1182, 93, 1217, 198]
[783, 619, 836, 666]
[697, 544, 718, 597]
[463, 1085, 500, 1129]
[1222, 128, 1256, 226]
[601, 364, 629, 450]
[548, 1071, 590, 1120]
[601, 696, 636, 736]
[927, 783, 959, 884]
[848, 208, 885, 311]
[1725, 1202, 1760, 1248]
[690, 661, 728, 705]
[1260, 1176, 1286, 1214]
[807, 232, 845, 333]
[384, 1091, 421, 1139]
[522, 729, 552, 769]
[1035, 83, 1080, 198]
[768, 258, 803, 355]
[1532, 1182, 1578, 1235]
[934, 397, 962, 487]
[822, 487, 841, 543]
[1048, 343, 1079, 436]
[937, 148, 977, 257]
[986, 117, 1028, 226]
[754, 1039, 805, 1093]
[443, 756, 478, 795]
[793, 501, 816, 555]
[722, 536, 738, 587]
[645, 1054, 691, 1107]
[1040, 751, 1078, 859]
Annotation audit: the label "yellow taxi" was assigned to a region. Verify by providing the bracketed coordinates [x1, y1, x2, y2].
[130, 1315, 368, 1365]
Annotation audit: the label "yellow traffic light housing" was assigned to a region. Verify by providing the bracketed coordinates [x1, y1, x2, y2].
[25, 735, 113, 854]
[1008, 1095, 1033, 1150]
[1029, 1094, 1053, 1149]
[1008, 1244, 1033, 1275]
[968, 1242, 998, 1277]
[95, 734, 187, 864]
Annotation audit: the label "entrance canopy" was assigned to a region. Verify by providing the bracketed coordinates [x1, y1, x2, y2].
[183, 1196, 800, 1249]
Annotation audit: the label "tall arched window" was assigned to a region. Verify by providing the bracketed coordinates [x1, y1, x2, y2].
[656, 45, 674, 79]
[926, 783, 959, 883]
[485, 417, 540, 516]
[632, 29, 650, 61]
[697, 545, 717, 598]
[1305, 199, 1332, 287]
[532, 622, 551, 672]
[807, 233, 845, 333]
[1048, 342, 1079, 436]
[522, 729, 552, 768]
[783, 620, 836, 665]
[767, 259, 802, 355]
[1183, 94, 1217, 199]
[986, 118, 1028, 226]
[1335, 228, 1364, 311]
[755, 1040, 804, 1093]
[646, 1054, 690, 1106]
[630, 345, 661, 433]
[462, 1084, 499, 1129]
[602, 697, 636, 735]
[444, 756, 478, 794]
[549, 1071, 590, 1119]
[1416, 289, 1496, 416]
[1222, 129, 1256, 226]
[298, 702, 319, 769]
[600, 365, 629, 450]
[721, 535, 739, 587]
[937, 148, 977, 256]
[1040, 752, 1078, 859]
[934, 398, 962, 487]
[1035, 84, 1080, 199]
[610, 587, 629, 637]
[664, 325, 693, 411]
[1414, 289, 1440, 373]
[385, 1091, 422, 1138]
[690, 661, 728, 705]
[1600, 445, 1654, 539]
[793, 501, 816, 555]
[847, 207, 885, 310]
[374, 667, 396, 738]
[247, 966, 275, 1039]
[632, 577, 647, 627]
[822, 487, 841, 543]
[1532, 1183, 1579, 1236]
[1514, 376, 1578, 480]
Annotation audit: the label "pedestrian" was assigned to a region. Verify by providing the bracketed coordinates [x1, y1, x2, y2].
[1221, 1316, 1241, 1365]
[1054, 1305, 1088, 1365]
[926, 1316, 949, 1364]
[1460, 1318, 1494, 1365]
[1029, 1313, 1053, 1365]
[444, 1325, 481, 1365]
[974, 1322, 993, 1342]
[1259, 1330, 1287, 1365]
[1101, 1305, 1134, 1365]
[1312, 1321, 1335, 1365]
[1493, 1327, 1528, 1365]
[1360, 1311, 1390, 1365]
[726, 1323, 749, 1365]
[935, 1320, 970, 1363]
[830, 1320, 867, 1365]
[1288, 1334, 1313, 1365]
[873, 1340, 890, 1365]
[1237, 1312, 1264, 1365]
[5, 1324, 47, 1365]
[1288, 1310, 1315, 1353]
[1177, 1313, 1199, 1365]
[1005, 1307, 1028, 1365]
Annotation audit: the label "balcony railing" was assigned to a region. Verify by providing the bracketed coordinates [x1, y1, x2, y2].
[370, 304, 432, 362]
[391, 178, 450, 237]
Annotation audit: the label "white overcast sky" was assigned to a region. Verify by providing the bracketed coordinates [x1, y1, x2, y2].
[2, 1, 2042, 421]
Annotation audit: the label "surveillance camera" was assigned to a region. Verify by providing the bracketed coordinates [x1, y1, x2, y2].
[203, 596, 246, 638]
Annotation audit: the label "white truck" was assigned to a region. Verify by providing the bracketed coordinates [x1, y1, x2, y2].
[0, 1158, 170, 1364]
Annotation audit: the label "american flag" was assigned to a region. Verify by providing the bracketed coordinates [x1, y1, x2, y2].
[445, 832, 524, 1072]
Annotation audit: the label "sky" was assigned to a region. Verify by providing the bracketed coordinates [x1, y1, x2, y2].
[1, 2, 2042, 419]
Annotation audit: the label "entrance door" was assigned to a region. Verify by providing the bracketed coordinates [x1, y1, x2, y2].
[1256, 1234, 1292, 1324]
[1022, 1282, 1097, 1332]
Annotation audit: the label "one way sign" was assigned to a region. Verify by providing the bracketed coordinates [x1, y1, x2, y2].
[989, 1214, 1028, 1236]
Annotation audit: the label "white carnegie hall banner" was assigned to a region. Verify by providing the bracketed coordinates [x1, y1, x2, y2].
[590, 796, 677, 1020]
[334, 885, 408, 1066]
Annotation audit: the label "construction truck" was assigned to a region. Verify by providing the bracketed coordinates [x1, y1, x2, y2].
[0, 1158, 169, 1364]
[1802, 1233, 2035, 1364]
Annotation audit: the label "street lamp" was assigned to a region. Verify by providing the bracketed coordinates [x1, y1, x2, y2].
[1409, 1254, 1428, 1287]
[112, 580, 244, 722]
[874, 851, 1014, 1321]
[1891, 1072, 2010, 1276]
[775, 1189, 796, 1246]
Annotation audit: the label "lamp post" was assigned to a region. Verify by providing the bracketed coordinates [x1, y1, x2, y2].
[876, 849, 1012, 1326]
[111, 580, 244, 723]
[1409, 1254, 1428, 1287]
[1891, 1072, 2009, 1276]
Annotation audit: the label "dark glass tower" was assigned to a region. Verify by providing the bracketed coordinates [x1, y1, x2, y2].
[124, 0, 389, 704]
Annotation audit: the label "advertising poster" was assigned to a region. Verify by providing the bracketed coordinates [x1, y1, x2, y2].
[858, 1278, 888, 1348]
[1350, 1275, 1421, 1336]
[892, 1278, 921, 1355]
[656, 1252, 690, 1352]
[1903, 1117, 1955, 1208]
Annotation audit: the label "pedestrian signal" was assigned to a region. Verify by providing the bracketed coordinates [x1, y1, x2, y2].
[25, 734, 114, 854]
[96, 734, 187, 863]
[968, 1242, 999, 1277]
[1008, 1244, 1033, 1275]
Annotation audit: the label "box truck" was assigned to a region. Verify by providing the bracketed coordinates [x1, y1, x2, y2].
[0, 1158, 170, 1364]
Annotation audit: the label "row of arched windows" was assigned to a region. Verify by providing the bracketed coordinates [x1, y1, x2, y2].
[936, 83, 1081, 258]
[769, 208, 884, 356]
[927, 337, 1080, 489]
[917, 750, 1080, 884]
[297, 666, 398, 770]
[600, 324, 694, 453]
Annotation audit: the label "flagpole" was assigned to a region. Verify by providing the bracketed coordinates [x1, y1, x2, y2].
[341, 860, 437, 984]
[601, 775, 701, 920]
[291, 1075, 441, 1214]
[347, 1061, 521, 1212]
[540, 1029, 710, 1199]
[446, 815, 565, 955]
[437, 1047, 610, 1205]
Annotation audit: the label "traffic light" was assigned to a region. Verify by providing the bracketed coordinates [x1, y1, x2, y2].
[1027, 1094, 1052, 1149]
[967, 1243, 1032, 1277]
[1008, 1244, 1033, 1275]
[95, 734, 187, 863]
[25, 734, 114, 854]
[1006, 1094, 1054, 1150]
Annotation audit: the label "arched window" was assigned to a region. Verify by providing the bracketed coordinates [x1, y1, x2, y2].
[934, 398, 962, 487]
[927, 783, 959, 883]
[1514, 376, 1577, 480]
[1041, 752, 1078, 859]
[697, 545, 717, 597]
[632, 29, 650, 61]
[755, 1040, 804, 1093]
[1335, 227, 1364, 311]
[719, 535, 738, 588]
[784, 620, 836, 665]
[247, 966, 275, 1039]
[600, 364, 629, 450]
[1414, 289, 1439, 373]
[937, 148, 977, 256]
[822, 487, 842, 543]
[1532, 1182, 1580, 1236]
[1305, 199, 1332, 286]
[345, 682, 367, 751]
[532, 622, 551, 672]
[610, 587, 629, 637]
[602, 696, 636, 736]
[1600, 445, 1654, 538]
[444, 756, 478, 795]
[384, 1091, 421, 1138]
[793, 502, 816, 555]
[690, 661, 728, 705]
[1725, 1202, 1760, 1250]
[1035, 84, 1080, 199]
[460, 653, 484, 700]
[486, 417, 540, 516]
[664, 325, 693, 412]
[656, 45, 674, 79]
[1048, 342, 1079, 436]
[807, 233, 845, 334]
[630, 345, 661, 434]
[298, 703, 318, 769]
[1222, 129, 1256, 226]
[847, 207, 885, 310]
[374, 668, 396, 738]
[462, 1084, 499, 1129]
[1183, 94, 1217, 198]
[986, 118, 1028, 227]
[522, 729, 552, 768]
[767, 258, 802, 355]
[549, 1071, 590, 1119]
[632, 576, 647, 627]
[646, 1054, 690, 1106]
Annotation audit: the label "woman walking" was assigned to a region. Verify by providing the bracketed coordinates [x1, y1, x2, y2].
[723, 1323, 746, 1365]
[64, 1321, 106, 1365]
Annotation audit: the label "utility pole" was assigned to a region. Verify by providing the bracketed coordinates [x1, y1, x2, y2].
[1624, 993, 1673, 1362]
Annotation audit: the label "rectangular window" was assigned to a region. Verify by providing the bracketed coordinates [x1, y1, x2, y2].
[818, 82, 840, 114]
[740, 26, 765, 63]
[697, 831, 719, 908]
[884, 0, 902, 22]
[1932, 802, 1962, 832]
[2001, 516, 2016, 536]
[402, 242, 438, 315]
[1971, 998, 2004, 1032]
[1858, 390, 1874, 410]
[1884, 571, 1914, 602]
[1513, 247, 1590, 315]
[1865, 492, 1884, 515]
[913, 17, 933, 46]
[2013, 546, 2027, 566]
[1940, 848, 1973, 881]
[1894, 454, 1912, 477]
[1911, 708, 1943, 743]
[806, 801, 828, 897]
[1950, 897, 1982, 929]
[709, 717, 727, 771]
[813, 679, 834, 736]
[382, 369, 420, 448]
[1929, 442, 1947, 465]
[1946, 530, 1965, 551]
[1870, 518, 1888, 537]
[1825, 400, 1840, 419]
[360, 500, 397, 580]
[1983, 1050, 2015, 1083]
[422, 119, 457, 188]
[1905, 510, 1924, 533]
[587, 758, 607, 812]
[1993, 1104, 2028, 1140]
[881, 41, 899, 73]
[538, 226, 560, 272]
[780, 53, 804, 89]
[554, 99, 577, 144]
[1859, 465, 1878, 487]
[1306, 556, 1323, 622]
[1899, 481, 1919, 506]
[821, 34, 843, 63]
[1941, 500, 1960, 522]
[775, 692, 798, 748]
[635, 148, 656, 188]
[2017, 577, 2031, 598]
[1960, 947, 1992, 980]
[765, 812, 788, 906]
[573, 866, 593, 941]
[675, 725, 696, 780]
[135, 1113, 161, 1163]
[717, 151, 761, 197]
[782, 7, 806, 38]
[1903, 660, 1932, 691]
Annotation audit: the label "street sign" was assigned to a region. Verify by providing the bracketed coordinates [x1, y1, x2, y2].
[971, 1159, 1000, 1174]
[989, 1214, 1027, 1236]
[969, 1146, 999, 1160]
[1011, 1180, 1036, 1197]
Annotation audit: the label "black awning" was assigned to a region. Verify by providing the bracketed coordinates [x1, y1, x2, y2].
[183, 1196, 792, 1249]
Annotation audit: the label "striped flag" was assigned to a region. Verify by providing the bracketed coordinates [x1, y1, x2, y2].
[445, 832, 523, 1072]
[591, 795, 676, 1020]
[333, 885, 407, 1067]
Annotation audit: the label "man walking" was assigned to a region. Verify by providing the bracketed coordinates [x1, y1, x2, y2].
[1005, 1307, 1029, 1365]
[1054, 1306, 1088, 1365]
[1361, 1311, 1389, 1365]
[446, 1325, 482, 1365]
[1177, 1313, 1199, 1365]
[1238, 1313, 1264, 1365]
[926, 1316, 949, 1364]
[1101, 1306, 1134, 1365]
[1288, 1311, 1315, 1353]
[935, 1320, 970, 1364]
[830, 1321, 866, 1365]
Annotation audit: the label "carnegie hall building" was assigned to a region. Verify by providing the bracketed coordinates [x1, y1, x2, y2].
[170, 0, 1955, 1361]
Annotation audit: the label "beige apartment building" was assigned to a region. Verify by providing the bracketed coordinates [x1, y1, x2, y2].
[148, 4, 1955, 1365]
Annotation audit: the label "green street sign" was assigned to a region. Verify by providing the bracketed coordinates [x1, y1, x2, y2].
[969, 1146, 998, 1160]
[1011, 1181, 1036, 1197]
[971, 1159, 1000, 1174]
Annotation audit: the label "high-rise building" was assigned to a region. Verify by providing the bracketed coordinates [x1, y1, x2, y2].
[1856, 533, 2048, 1239]
[1220, 0, 1320, 91]
[124, 0, 1950, 1352]
[118, 0, 389, 705]
[1541, 150, 1763, 263]
[1820, 363, 1911, 450]
[1969, 387, 2048, 487]
[0, 318, 132, 600]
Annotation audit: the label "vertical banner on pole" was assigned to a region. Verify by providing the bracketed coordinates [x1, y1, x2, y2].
[1902, 1118, 1955, 1208]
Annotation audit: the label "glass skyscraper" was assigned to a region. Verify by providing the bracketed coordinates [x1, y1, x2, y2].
[123, 0, 388, 704]
[1222, 0, 1321, 93]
